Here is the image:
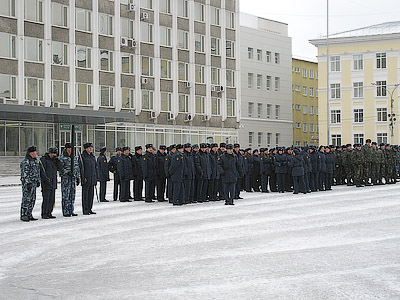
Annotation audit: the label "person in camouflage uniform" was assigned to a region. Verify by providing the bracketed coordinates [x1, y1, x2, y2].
[389, 145, 398, 184]
[343, 144, 353, 186]
[351, 144, 364, 187]
[59, 143, 81, 217]
[334, 145, 345, 185]
[20, 146, 41, 222]
[383, 144, 393, 184]
[362, 139, 373, 186]
[371, 142, 384, 185]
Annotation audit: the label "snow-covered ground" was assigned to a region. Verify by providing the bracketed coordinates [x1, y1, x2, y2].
[1, 182, 400, 300]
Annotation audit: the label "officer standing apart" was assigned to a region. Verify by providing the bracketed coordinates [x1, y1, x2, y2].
[97, 147, 110, 202]
[20, 146, 41, 222]
[218, 144, 242, 205]
[80, 142, 98, 215]
[109, 147, 122, 201]
[40, 147, 59, 219]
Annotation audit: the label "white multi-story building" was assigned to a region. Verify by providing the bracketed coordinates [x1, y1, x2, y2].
[238, 13, 293, 148]
[0, 0, 240, 156]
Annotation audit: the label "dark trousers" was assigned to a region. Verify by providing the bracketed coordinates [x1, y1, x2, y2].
[245, 174, 252, 192]
[82, 185, 94, 214]
[304, 173, 310, 192]
[223, 182, 236, 204]
[121, 180, 130, 201]
[276, 173, 285, 192]
[293, 176, 306, 193]
[113, 175, 121, 201]
[156, 177, 166, 201]
[285, 172, 293, 191]
[145, 179, 155, 202]
[134, 178, 143, 201]
[252, 173, 260, 191]
[270, 173, 277, 192]
[326, 173, 333, 189]
[167, 178, 173, 202]
[197, 178, 208, 202]
[99, 181, 107, 201]
[319, 171, 326, 190]
[310, 172, 318, 191]
[261, 174, 270, 192]
[172, 181, 184, 205]
[217, 179, 224, 199]
[208, 179, 218, 200]
[41, 188, 55, 217]
[184, 179, 193, 203]
[234, 179, 241, 198]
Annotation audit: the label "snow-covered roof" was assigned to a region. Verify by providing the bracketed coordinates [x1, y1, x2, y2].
[327, 21, 400, 39]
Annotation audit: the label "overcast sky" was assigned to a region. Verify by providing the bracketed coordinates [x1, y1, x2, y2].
[240, 0, 400, 60]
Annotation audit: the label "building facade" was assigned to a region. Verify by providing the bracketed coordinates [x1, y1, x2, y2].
[310, 22, 400, 146]
[292, 58, 319, 146]
[238, 13, 292, 149]
[0, 0, 240, 157]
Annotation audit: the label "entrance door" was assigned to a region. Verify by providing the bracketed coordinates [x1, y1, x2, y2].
[60, 130, 82, 155]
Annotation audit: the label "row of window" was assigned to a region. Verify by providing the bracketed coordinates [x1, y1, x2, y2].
[294, 123, 318, 133]
[293, 85, 317, 97]
[247, 103, 280, 119]
[293, 104, 318, 115]
[330, 108, 389, 124]
[293, 67, 318, 79]
[248, 132, 281, 147]
[247, 74, 280, 91]
[247, 48, 280, 64]
[331, 133, 388, 146]
[330, 81, 387, 99]
[330, 53, 386, 72]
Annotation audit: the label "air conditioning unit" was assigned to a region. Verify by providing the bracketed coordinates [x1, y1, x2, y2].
[141, 77, 148, 85]
[150, 111, 157, 119]
[32, 100, 39, 106]
[121, 37, 128, 47]
[128, 3, 136, 11]
[184, 114, 192, 122]
[184, 82, 191, 88]
[141, 12, 149, 21]
[211, 85, 216, 92]
[128, 38, 137, 48]
[216, 86, 224, 92]
[52, 102, 59, 108]
[202, 115, 210, 121]
[0, 98, 4, 104]
[167, 112, 175, 120]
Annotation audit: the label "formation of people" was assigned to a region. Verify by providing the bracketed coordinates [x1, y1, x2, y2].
[19, 139, 400, 222]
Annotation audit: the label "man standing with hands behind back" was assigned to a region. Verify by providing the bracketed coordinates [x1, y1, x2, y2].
[80, 142, 98, 215]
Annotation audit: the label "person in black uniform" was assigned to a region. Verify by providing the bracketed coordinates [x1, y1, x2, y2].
[195, 143, 211, 203]
[274, 148, 289, 193]
[183, 143, 195, 204]
[80, 142, 98, 215]
[289, 149, 307, 194]
[165, 145, 176, 203]
[217, 143, 226, 200]
[252, 149, 261, 192]
[156, 145, 167, 202]
[233, 143, 244, 199]
[309, 146, 319, 192]
[269, 148, 278, 192]
[133, 146, 143, 201]
[118, 146, 133, 202]
[39, 147, 59, 219]
[209, 143, 219, 201]
[191, 144, 200, 202]
[260, 148, 272, 193]
[142, 144, 156, 203]
[97, 147, 110, 202]
[109, 147, 122, 201]
[169, 144, 186, 206]
[243, 148, 253, 192]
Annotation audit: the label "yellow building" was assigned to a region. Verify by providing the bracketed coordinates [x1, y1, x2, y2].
[310, 22, 400, 146]
[292, 58, 319, 146]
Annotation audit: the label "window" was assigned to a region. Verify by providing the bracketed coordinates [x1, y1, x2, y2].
[303, 123, 308, 132]
[211, 97, 221, 115]
[211, 37, 220, 55]
[275, 133, 280, 146]
[274, 77, 280, 91]
[178, 62, 189, 81]
[377, 108, 388, 122]
[275, 105, 280, 119]
[226, 70, 235, 87]
[248, 48, 253, 59]
[303, 105, 308, 114]
[75, 8, 91, 32]
[178, 0, 188, 18]
[121, 53, 134, 74]
[226, 11, 235, 29]
[141, 56, 153, 76]
[310, 106, 314, 115]
[354, 134, 364, 145]
[295, 122, 301, 129]
[248, 73, 253, 89]
[331, 134, 342, 146]
[161, 59, 172, 79]
[178, 30, 189, 49]
[0, 33, 16, 59]
[330, 83, 341, 99]
[267, 133, 272, 145]
[227, 99, 236, 117]
[194, 34, 205, 53]
[121, 18, 134, 38]
[122, 88, 134, 109]
[266, 51, 271, 63]
[195, 65, 205, 83]
[258, 132, 262, 145]
[316, 71, 319, 79]
[376, 53, 386, 69]
[257, 49, 262, 61]
[194, 2, 204, 21]
[274, 53, 280, 64]
[353, 54, 363, 70]
[295, 104, 301, 110]
[294, 67, 300, 73]
[76, 83, 92, 105]
[210, 6, 220, 25]
[195, 96, 205, 114]
[52, 42, 68, 65]
[353, 82, 363, 98]
[248, 102, 254, 117]
[330, 56, 340, 72]
[257, 74, 262, 90]
[309, 69, 315, 78]
[0, 0, 15, 17]
[377, 133, 388, 145]
[266, 104, 272, 118]
[142, 90, 154, 110]
[52, 2, 68, 27]
[226, 40, 235, 58]
[160, 0, 171, 14]
[266, 76, 271, 90]
[178, 94, 189, 113]
[316, 107, 319, 115]
[141, 23, 153, 43]
[100, 50, 113, 71]
[24, 37, 43, 62]
[25, 0, 43, 22]
[211, 67, 220, 85]
[331, 110, 341, 124]
[309, 87, 314, 97]
[161, 92, 172, 112]
[0, 75, 16, 100]
[99, 14, 113, 35]
[141, 0, 153, 9]
[310, 124, 315, 133]
[302, 68, 307, 78]
[100, 86, 114, 107]
[354, 109, 364, 123]
[160, 26, 171, 47]
[376, 81, 387, 97]
[249, 132, 254, 145]
[257, 103, 262, 117]
[302, 86, 307, 96]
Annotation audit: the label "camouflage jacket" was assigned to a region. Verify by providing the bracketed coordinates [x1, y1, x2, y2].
[343, 149, 353, 166]
[334, 150, 344, 165]
[362, 144, 372, 163]
[20, 154, 41, 185]
[351, 149, 364, 165]
[59, 151, 81, 180]
[371, 148, 385, 164]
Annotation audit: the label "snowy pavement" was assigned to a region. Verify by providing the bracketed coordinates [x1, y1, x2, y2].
[1, 182, 400, 300]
